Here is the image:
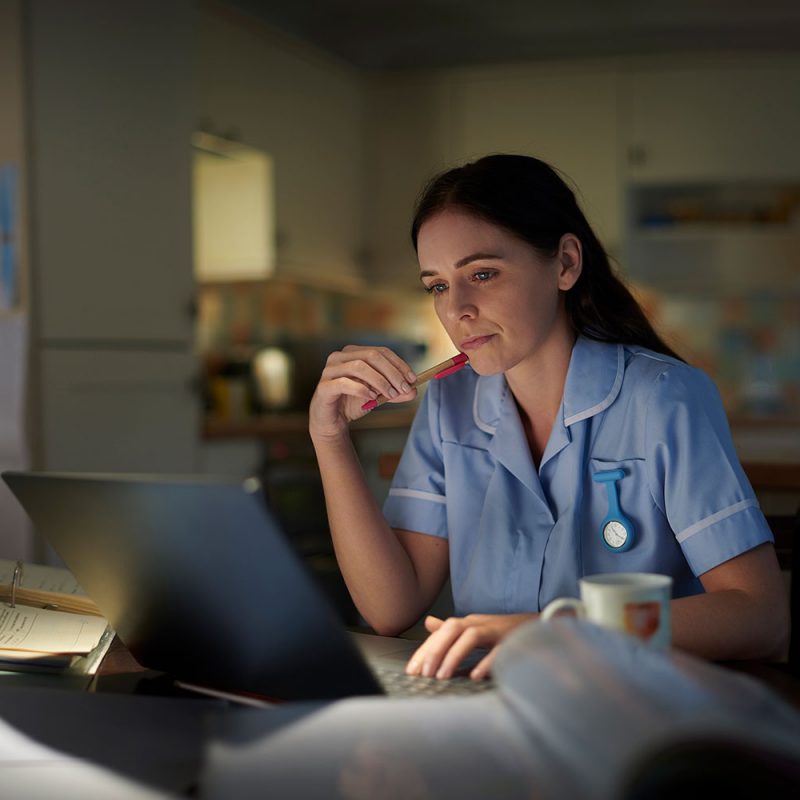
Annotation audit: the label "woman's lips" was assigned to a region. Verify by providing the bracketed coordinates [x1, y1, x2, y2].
[459, 335, 494, 351]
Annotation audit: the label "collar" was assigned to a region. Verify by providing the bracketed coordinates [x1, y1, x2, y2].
[472, 336, 624, 434]
[562, 336, 624, 426]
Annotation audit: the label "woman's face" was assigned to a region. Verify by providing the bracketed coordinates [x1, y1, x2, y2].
[416, 208, 580, 377]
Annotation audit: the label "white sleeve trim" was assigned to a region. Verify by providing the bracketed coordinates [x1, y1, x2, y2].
[675, 499, 758, 543]
[388, 488, 447, 505]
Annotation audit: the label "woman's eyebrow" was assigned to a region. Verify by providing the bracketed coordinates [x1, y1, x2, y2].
[419, 252, 503, 280]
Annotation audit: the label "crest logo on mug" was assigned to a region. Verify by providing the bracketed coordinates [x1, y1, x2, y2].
[541, 573, 673, 649]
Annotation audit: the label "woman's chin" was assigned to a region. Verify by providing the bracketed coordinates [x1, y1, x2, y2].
[464, 357, 505, 377]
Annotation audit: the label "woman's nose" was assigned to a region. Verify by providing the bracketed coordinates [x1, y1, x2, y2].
[444, 284, 477, 322]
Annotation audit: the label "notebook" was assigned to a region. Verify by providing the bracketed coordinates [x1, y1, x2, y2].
[1, 471, 491, 701]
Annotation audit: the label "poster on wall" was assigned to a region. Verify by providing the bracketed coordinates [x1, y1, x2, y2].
[0, 163, 17, 311]
[0, 162, 30, 559]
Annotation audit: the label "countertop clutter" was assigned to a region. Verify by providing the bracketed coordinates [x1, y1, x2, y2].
[202, 407, 800, 487]
[196, 277, 431, 418]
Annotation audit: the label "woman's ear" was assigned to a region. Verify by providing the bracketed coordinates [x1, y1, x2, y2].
[557, 234, 582, 291]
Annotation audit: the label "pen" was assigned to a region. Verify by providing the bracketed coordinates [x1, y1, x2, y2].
[361, 353, 469, 411]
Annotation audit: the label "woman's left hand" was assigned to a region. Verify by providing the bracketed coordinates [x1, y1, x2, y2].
[405, 613, 537, 681]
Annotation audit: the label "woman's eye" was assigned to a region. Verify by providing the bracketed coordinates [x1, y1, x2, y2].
[472, 270, 496, 283]
[425, 282, 447, 295]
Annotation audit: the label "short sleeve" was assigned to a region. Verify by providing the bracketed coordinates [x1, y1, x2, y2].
[644, 365, 773, 576]
[382, 381, 449, 538]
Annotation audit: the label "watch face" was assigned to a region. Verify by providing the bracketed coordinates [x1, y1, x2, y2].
[603, 520, 628, 549]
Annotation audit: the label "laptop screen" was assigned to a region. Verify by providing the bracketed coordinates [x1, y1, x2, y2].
[2, 471, 382, 701]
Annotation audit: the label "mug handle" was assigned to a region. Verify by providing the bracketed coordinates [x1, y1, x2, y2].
[541, 597, 586, 621]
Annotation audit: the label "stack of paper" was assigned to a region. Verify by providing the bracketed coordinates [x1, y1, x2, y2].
[0, 560, 111, 674]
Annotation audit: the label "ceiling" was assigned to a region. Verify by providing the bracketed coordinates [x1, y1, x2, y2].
[222, 0, 800, 70]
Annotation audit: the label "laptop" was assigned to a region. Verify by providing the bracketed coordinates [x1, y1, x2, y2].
[1, 471, 491, 701]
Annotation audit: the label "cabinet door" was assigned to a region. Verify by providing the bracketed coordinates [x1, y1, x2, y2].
[624, 60, 800, 182]
[362, 74, 451, 290]
[199, 440, 263, 477]
[196, 8, 364, 288]
[39, 349, 199, 473]
[449, 65, 622, 251]
[27, 0, 195, 343]
[274, 73, 363, 285]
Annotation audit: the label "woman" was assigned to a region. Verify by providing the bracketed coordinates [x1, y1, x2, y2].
[309, 154, 788, 681]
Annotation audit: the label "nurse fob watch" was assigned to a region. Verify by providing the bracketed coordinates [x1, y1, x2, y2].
[592, 469, 635, 552]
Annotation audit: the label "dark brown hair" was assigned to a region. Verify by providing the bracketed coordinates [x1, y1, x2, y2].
[411, 154, 682, 361]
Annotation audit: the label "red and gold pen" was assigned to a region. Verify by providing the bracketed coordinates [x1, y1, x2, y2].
[361, 353, 469, 411]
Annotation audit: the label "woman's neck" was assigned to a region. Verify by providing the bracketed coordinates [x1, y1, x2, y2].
[505, 329, 576, 468]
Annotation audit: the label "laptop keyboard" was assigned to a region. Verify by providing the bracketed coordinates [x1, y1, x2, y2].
[373, 664, 494, 697]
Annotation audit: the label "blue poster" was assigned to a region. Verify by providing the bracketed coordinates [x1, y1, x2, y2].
[0, 163, 18, 311]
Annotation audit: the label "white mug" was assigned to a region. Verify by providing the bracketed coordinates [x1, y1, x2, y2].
[541, 573, 673, 649]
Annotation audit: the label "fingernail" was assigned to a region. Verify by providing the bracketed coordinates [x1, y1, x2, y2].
[436, 667, 448, 680]
[422, 661, 433, 678]
[407, 371, 416, 382]
[387, 387, 398, 398]
[400, 381, 410, 393]
[406, 659, 418, 675]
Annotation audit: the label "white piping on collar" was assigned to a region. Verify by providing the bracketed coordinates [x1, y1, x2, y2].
[472, 378, 498, 434]
[471, 343, 625, 434]
[563, 344, 624, 427]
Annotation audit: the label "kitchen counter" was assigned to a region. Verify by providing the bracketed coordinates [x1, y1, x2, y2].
[730, 418, 800, 509]
[740, 461, 800, 491]
[202, 411, 800, 494]
[202, 407, 417, 439]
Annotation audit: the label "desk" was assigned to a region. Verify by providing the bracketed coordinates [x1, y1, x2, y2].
[721, 660, 800, 712]
[199, 620, 800, 800]
[87, 633, 800, 713]
[3, 628, 797, 711]
[2, 623, 800, 800]
[0, 665, 220, 798]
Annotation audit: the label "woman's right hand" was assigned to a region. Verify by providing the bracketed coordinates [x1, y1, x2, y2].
[309, 346, 418, 440]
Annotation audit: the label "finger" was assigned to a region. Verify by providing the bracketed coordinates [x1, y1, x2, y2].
[315, 375, 377, 405]
[435, 627, 486, 680]
[405, 641, 424, 675]
[332, 360, 412, 400]
[424, 615, 444, 632]
[334, 347, 416, 395]
[311, 340, 424, 430]
[405, 618, 466, 677]
[404, 616, 444, 674]
[470, 647, 498, 681]
[341, 345, 417, 384]
[321, 361, 399, 402]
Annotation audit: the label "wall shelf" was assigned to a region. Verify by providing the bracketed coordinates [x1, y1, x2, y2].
[633, 224, 800, 242]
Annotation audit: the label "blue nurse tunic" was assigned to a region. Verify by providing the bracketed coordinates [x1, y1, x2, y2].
[383, 336, 773, 616]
